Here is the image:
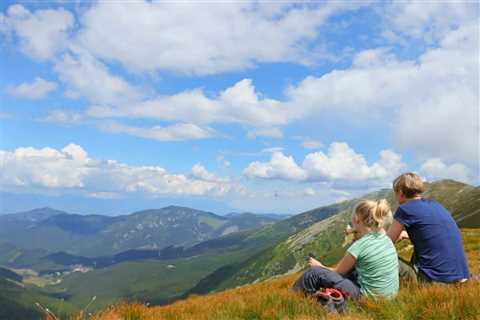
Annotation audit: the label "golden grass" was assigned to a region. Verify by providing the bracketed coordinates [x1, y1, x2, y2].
[82, 229, 480, 320]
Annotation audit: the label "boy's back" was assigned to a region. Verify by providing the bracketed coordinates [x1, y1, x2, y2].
[394, 198, 470, 282]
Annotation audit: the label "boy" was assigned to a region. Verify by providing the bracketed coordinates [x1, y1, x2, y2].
[387, 173, 470, 283]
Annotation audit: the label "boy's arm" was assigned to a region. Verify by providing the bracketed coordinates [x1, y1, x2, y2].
[387, 219, 405, 243]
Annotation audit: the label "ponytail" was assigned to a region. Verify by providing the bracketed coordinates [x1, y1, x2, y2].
[354, 199, 392, 229]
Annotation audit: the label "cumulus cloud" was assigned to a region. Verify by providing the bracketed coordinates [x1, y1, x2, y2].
[285, 23, 479, 164]
[76, 1, 363, 74]
[7, 77, 57, 99]
[244, 142, 407, 186]
[383, 1, 478, 43]
[77, 22, 477, 155]
[84, 78, 291, 139]
[420, 158, 471, 183]
[191, 164, 228, 183]
[0, 144, 240, 197]
[0, 144, 89, 189]
[243, 151, 307, 181]
[0, 4, 73, 60]
[87, 79, 290, 128]
[54, 50, 143, 105]
[101, 121, 214, 141]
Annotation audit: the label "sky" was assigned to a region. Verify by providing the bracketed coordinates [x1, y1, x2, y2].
[0, 1, 478, 215]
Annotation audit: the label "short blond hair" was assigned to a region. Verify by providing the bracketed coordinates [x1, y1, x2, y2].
[392, 172, 425, 198]
[354, 199, 392, 229]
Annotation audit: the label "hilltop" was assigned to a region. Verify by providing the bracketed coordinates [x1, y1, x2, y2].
[188, 180, 479, 293]
[89, 229, 480, 320]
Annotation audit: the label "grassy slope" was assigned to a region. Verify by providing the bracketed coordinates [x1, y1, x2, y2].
[49, 196, 356, 314]
[89, 228, 480, 320]
[0, 277, 78, 320]
[50, 247, 258, 313]
[199, 181, 479, 291]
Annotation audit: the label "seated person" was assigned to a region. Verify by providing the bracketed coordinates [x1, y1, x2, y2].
[293, 199, 399, 299]
[387, 172, 470, 283]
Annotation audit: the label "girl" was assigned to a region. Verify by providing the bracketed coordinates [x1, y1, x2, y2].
[293, 199, 399, 299]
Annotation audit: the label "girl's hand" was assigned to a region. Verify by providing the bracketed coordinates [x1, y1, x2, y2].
[308, 257, 323, 267]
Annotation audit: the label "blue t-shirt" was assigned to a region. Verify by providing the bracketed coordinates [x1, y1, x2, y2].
[394, 199, 470, 283]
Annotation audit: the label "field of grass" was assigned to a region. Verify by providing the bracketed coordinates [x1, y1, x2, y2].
[85, 228, 480, 320]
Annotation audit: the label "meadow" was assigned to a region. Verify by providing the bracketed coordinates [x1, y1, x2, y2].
[79, 229, 480, 320]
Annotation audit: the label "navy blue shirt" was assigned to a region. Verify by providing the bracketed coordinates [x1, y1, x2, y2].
[394, 198, 470, 283]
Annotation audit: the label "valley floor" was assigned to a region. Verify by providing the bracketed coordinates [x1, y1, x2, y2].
[88, 229, 480, 320]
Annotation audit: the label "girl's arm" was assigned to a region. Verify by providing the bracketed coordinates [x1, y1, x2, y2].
[308, 253, 356, 275]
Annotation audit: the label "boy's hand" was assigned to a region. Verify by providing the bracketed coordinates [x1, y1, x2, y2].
[398, 230, 409, 241]
[308, 257, 323, 267]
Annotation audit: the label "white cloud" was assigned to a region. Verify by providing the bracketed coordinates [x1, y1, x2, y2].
[91, 6, 479, 157]
[244, 142, 406, 186]
[101, 122, 214, 141]
[88, 79, 290, 129]
[420, 158, 471, 183]
[7, 77, 57, 99]
[0, 144, 90, 188]
[84, 78, 292, 139]
[191, 164, 228, 183]
[0, 144, 240, 197]
[76, 1, 363, 74]
[75, 21, 477, 153]
[0, 4, 73, 60]
[303, 143, 406, 182]
[43, 110, 85, 125]
[54, 50, 143, 105]
[383, 1, 478, 43]
[247, 127, 284, 139]
[285, 23, 479, 164]
[243, 151, 307, 181]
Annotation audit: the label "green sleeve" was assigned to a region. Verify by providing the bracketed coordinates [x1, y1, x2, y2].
[347, 238, 364, 259]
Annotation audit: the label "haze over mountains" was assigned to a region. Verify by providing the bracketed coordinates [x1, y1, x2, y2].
[0, 206, 283, 258]
[0, 179, 478, 319]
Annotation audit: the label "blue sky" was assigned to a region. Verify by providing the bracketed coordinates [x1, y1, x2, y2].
[0, 1, 478, 215]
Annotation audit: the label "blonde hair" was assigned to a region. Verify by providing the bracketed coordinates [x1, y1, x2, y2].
[392, 172, 425, 198]
[354, 199, 392, 229]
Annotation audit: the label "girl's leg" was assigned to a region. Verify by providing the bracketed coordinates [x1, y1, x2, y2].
[292, 266, 361, 299]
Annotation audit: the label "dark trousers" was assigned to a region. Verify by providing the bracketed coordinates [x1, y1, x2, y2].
[292, 266, 361, 299]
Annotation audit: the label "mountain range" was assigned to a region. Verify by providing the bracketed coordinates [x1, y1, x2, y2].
[0, 206, 283, 259]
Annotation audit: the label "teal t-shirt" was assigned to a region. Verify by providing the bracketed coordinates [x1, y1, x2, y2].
[347, 232, 399, 298]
